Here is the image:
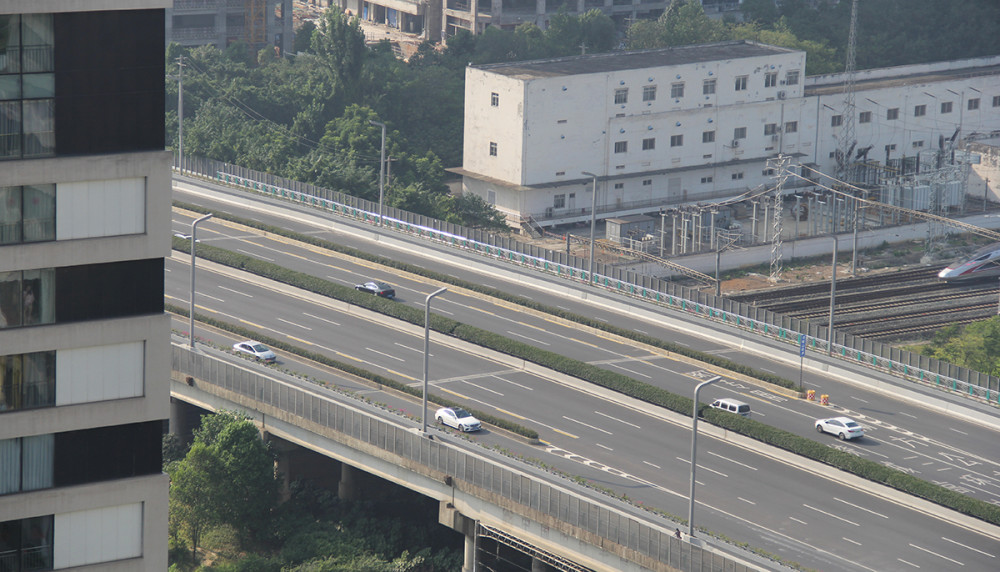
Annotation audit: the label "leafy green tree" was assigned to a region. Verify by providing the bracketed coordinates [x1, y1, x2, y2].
[294, 20, 317, 54]
[627, 1, 726, 49]
[311, 10, 367, 102]
[728, 18, 839, 75]
[920, 317, 1000, 376]
[445, 193, 509, 231]
[170, 410, 278, 559]
[578, 9, 617, 54]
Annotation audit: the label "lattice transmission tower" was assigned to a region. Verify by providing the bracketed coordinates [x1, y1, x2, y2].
[836, 0, 860, 182]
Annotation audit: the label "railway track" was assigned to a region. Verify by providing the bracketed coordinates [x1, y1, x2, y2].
[729, 266, 1000, 342]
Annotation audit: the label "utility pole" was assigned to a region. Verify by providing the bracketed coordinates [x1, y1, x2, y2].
[836, 0, 859, 183]
[177, 56, 185, 171]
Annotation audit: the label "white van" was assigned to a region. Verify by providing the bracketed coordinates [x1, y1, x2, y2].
[709, 398, 751, 417]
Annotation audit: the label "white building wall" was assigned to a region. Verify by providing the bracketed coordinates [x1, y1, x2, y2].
[55, 503, 143, 568]
[464, 68, 527, 185]
[56, 342, 145, 406]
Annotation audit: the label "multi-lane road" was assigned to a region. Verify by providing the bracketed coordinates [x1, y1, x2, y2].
[170, 179, 1000, 571]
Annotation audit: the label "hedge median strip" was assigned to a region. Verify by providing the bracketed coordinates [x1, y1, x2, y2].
[171, 209, 1000, 527]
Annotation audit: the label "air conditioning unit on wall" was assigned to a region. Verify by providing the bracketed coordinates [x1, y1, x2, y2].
[777, 90, 787, 100]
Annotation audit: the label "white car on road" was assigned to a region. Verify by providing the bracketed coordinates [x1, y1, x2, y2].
[435, 407, 481, 432]
[815, 416, 864, 440]
[233, 340, 276, 363]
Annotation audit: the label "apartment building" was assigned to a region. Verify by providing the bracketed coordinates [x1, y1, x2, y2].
[455, 40, 1000, 229]
[167, 0, 294, 57]
[0, 1, 171, 569]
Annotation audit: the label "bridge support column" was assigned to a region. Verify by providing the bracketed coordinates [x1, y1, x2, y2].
[338, 463, 361, 500]
[439, 501, 477, 572]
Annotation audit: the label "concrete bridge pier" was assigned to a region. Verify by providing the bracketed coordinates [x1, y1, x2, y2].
[439, 501, 477, 572]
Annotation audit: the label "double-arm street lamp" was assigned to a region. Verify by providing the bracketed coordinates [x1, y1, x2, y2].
[370, 120, 386, 227]
[581, 171, 599, 282]
[422, 287, 448, 434]
[189, 213, 213, 349]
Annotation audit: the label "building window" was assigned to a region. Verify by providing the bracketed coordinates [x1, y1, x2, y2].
[913, 140, 924, 148]
[763, 123, 778, 136]
[831, 115, 843, 127]
[885, 144, 897, 151]
[643, 85, 656, 102]
[763, 168, 775, 176]
[703, 79, 716, 95]
[0, 184, 55, 244]
[734, 76, 747, 91]
[859, 111, 872, 124]
[490, 92, 498, 107]
[0, 434, 54, 492]
[0, 14, 56, 160]
[887, 108, 899, 120]
[764, 72, 778, 88]
[702, 130, 715, 143]
[643, 137, 656, 150]
[784, 121, 797, 133]
[0, 516, 54, 567]
[701, 176, 713, 184]
[614, 88, 628, 104]
[993, 95, 1000, 107]
[0, 268, 55, 328]
[614, 183, 624, 190]
[0, 351, 56, 413]
[914, 104, 926, 117]
[488, 142, 497, 156]
[941, 101, 953, 114]
[669, 135, 683, 147]
[785, 70, 800, 86]
[553, 194, 565, 209]
[642, 179, 652, 186]
[968, 98, 980, 110]
[732, 172, 744, 180]
[670, 82, 684, 98]
[614, 141, 627, 153]
[733, 127, 747, 140]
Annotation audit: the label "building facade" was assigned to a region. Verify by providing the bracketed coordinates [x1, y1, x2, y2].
[455, 40, 1000, 229]
[167, 0, 294, 57]
[0, 1, 171, 569]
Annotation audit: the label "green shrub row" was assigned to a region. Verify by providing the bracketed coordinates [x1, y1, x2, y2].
[171, 211, 1000, 526]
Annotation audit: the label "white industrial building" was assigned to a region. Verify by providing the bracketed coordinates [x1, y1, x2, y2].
[453, 40, 1000, 231]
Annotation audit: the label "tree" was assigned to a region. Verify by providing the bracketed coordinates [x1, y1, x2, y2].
[920, 317, 1000, 376]
[169, 410, 278, 562]
[294, 20, 317, 54]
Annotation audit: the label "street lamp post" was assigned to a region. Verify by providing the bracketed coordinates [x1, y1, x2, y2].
[370, 120, 386, 227]
[828, 234, 839, 356]
[582, 171, 598, 283]
[688, 376, 720, 537]
[189, 213, 213, 349]
[423, 287, 448, 434]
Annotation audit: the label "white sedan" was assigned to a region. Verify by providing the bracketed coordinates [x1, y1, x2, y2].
[435, 407, 482, 432]
[232, 340, 276, 363]
[815, 416, 865, 440]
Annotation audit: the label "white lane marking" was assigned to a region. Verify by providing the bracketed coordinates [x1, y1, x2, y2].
[850, 396, 869, 403]
[908, 543, 964, 566]
[217, 285, 253, 297]
[597, 443, 614, 451]
[608, 362, 651, 378]
[706, 451, 758, 471]
[237, 248, 274, 261]
[941, 537, 995, 558]
[673, 341, 689, 347]
[737, 497, 756, 505]
[833, 497, 889, 519]
[802, 504, 859, 526]
[899, 412, 918, 419]
[897, 558, 920, 568]
[635, 329, 648, 334]
[643, 461, 661, 469]
[303, 312, 340, 326]
[562, 416, 613, 435]
[594, 411, 640, 429]
[843, 537, 862, 546]
[366, 348, 405, 362]
[201, 293, 225, 302]
[278, 318, 312, 330]
[506, 331, 551, 345]
[395, 343, 422, 353]
[949, 427, 969, 436]
[490, 375, 533, 391]
[434, 308, 454, 315]
[674, 457, 728, 478]
[789, 517, 807, 525]
[461, 380, 503, 396]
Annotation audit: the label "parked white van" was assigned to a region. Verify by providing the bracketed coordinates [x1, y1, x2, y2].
[709, 398, 751, 417]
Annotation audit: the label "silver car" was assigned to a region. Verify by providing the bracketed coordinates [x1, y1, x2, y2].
[435, 407, 481, 432]
[233, 340, 276, 363]
[815, 416, 864, 440]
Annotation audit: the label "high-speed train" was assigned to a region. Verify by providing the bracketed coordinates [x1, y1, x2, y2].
[938, 242, 1000, 281]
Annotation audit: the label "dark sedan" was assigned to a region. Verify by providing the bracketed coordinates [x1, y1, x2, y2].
[355, 281, 396, 299]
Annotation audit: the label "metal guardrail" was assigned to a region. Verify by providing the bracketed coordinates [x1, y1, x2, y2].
[172, 345, 769, 572]
[172, 156, 1000, 406]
